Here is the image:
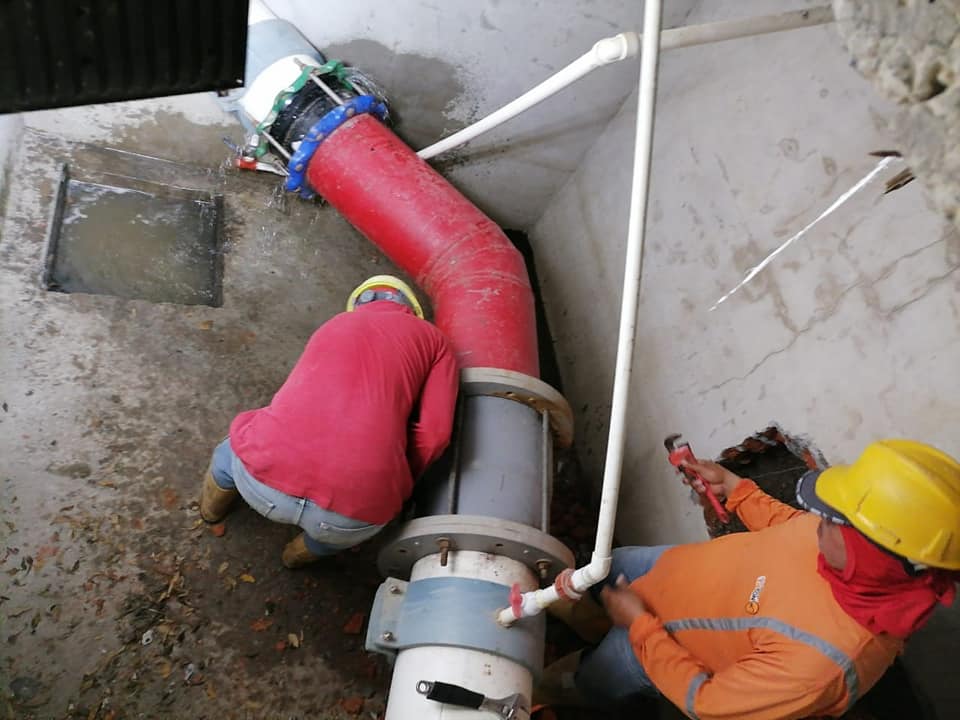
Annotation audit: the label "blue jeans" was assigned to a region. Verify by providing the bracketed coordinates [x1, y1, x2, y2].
[575, 545, 674, 705]
[210, 438, 384, 556]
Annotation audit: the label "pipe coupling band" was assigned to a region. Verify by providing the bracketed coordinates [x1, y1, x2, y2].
[285, 94, 389, 198]
[366, 576, 546, 678]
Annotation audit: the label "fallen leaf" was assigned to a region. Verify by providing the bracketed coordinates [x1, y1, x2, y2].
[206, 683, 217, 699]
[197, 320, 214, 331]
[33, 545, 59, 570]
[157, 659, 173, 679]
[98, 480, 116, 488]
[157, 571, 182, 603]
[340, 696, 364, 715]
[239, 573, 255, 584]
[160, 487, 179, 510]
[287, 633, 300, 649]
[274, 640, 286, 652]
[342, 612, 365, 635]
[210, 523, 226, 538]
[250, 617, 273, 632]
[217, 561, 229, 576]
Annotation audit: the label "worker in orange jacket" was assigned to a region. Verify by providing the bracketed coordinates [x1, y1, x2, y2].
[552, 440, 960, 719]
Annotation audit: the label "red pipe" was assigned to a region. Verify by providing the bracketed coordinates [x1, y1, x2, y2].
[305, 114, 539, 377]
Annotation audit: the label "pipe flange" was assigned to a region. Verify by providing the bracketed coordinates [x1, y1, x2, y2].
[378, 515, 575, 582]
[460, 367, 574, 447]
[285, 94, 388, 198]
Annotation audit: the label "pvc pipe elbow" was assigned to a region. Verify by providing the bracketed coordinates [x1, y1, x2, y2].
[571, 556, 612, 592]
[592, 32, 639, 65]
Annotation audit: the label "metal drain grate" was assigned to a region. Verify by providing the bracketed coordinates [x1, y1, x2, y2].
[42, 165, 224, 307]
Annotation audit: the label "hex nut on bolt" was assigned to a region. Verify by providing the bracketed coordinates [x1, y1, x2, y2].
[437, 537, 451, 567]
[536, 559, 551, 580]
[381, 631, 395, 642]
[389, 584, 402, 595]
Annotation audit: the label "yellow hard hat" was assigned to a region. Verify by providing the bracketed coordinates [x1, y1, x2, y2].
[799, 440, 960, 569]
[345, 275, 424, 319]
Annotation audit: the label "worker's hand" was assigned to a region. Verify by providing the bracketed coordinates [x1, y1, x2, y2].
[680, 459, 744, 500]
[600, 575, 649, 628]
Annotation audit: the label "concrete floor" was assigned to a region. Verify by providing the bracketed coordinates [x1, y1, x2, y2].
[0, 101, 395, 719]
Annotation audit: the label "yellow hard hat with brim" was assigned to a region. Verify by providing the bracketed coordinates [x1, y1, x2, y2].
[798, 440, 960, 569]
[346, 274, 424, 319]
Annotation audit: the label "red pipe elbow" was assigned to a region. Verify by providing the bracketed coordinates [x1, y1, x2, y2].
[305, 114, 539, 377]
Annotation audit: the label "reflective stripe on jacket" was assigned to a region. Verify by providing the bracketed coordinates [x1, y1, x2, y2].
[630, 480, 902, 720]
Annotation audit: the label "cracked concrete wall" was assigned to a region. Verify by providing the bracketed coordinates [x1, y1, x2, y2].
[530, 2, 960, 713]
[530, 1, 959, 549]
[833, 0, 960, 232]
[264, 0, 699, 229]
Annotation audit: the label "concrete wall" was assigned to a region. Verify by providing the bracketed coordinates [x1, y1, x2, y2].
[530, 2, 960, 713]
[0, 114, 24, 225]
[530, 2, 960, 546]
[265, 0, 698, 229]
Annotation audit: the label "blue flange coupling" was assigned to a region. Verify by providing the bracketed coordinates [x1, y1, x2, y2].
[284, 95, 389, 199]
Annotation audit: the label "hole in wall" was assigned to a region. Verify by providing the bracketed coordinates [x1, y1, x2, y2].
[701, 425, 822, 538]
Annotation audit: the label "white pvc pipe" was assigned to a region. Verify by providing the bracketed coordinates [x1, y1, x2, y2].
[387, 551, 537, 719]
[499, 0, 664, 626]
[417, 6, 833, 161]
[571, 0, 662, 584]
[248, 0, 278, 25]
[417, 33, 638, 161]
[239, 53, 323, 126]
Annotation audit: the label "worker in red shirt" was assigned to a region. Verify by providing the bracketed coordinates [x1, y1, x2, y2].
[198, 275, 459, 568]
[542, 440, 960, 719]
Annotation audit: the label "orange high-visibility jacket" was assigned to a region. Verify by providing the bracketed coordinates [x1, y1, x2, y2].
[629, 479, 902, 720]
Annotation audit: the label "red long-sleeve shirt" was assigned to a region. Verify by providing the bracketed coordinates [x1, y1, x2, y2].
[229, 301, 459, 524]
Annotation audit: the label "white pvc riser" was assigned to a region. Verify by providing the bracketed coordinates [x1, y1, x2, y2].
[238, 53, 322, 126]
[247, 0, 278, 25]
[384, 551, 538, 720]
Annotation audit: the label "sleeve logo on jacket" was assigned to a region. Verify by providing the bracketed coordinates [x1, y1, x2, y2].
[745, 575, 766, 615]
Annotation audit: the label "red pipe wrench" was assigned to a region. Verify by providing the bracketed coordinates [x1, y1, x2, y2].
[664, 434, 730, 523]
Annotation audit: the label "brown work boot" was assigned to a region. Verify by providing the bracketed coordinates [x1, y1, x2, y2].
[199, 470, 238, 523]
[534, 650, 587, 708]
[282, 532, 323, 569]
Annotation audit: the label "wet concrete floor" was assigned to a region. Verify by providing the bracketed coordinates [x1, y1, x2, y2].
[1, 115, 398, 719]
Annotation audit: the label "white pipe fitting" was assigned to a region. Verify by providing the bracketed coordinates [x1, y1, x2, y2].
[592, 32, 639, 64]
[417, 6, 833, 161]
[571, 555, 612, 593]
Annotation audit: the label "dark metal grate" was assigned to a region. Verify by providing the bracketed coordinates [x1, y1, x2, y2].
[0, 0, 249, 113]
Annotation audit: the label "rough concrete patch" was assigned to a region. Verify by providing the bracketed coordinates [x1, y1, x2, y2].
[323, 39, 473, 149]
[833, 0, 960, 229]
[23, 95, 243, 168]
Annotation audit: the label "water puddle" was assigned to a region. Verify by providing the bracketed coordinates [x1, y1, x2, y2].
[43, 168, 224, 306]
